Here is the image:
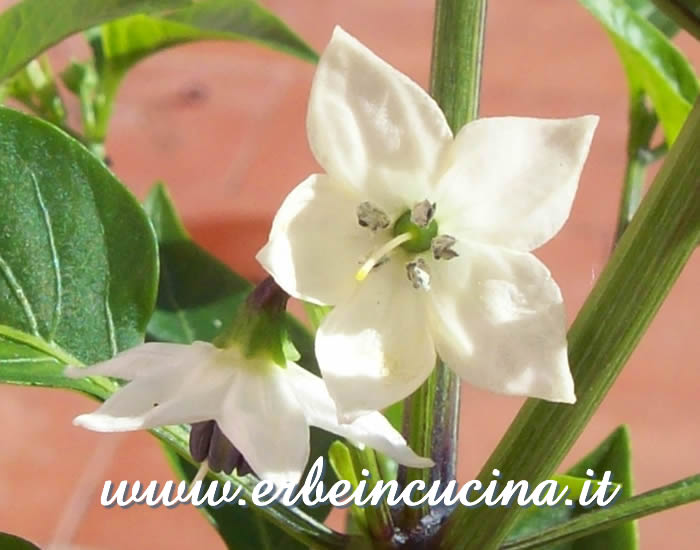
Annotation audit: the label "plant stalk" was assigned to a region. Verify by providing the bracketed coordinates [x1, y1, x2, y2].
[397, 0, 487, 531]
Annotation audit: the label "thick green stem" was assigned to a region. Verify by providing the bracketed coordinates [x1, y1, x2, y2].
[397, 0, 487, 531]
[439, 99, 700, 549]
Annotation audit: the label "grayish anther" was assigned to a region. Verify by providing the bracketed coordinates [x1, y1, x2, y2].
[406, 258, 431, 290]
[410, 199, 436, 227]
[432, 234, 459, 260]
[357, 201, 390, 231]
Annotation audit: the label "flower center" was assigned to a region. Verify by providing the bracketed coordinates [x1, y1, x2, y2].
[354, 199, 458, 284]
[392, 209, 438, 253]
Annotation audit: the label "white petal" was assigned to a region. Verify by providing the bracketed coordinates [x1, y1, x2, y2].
[257, 174, 372, 305]
[307, 26, 452, 211]
[285, 363, 433, 468]
[217, 364, 310, 486]
[428, 244, 575, 403]
[64, 341, 212, 381]
[72, 371, 192, 431]
[315, 260, 436, 419]
[436, 116, 598, 251]
[72, 343, 234, 431]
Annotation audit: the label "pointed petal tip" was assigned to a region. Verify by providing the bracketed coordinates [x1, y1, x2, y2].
[72, 413, 145, 432]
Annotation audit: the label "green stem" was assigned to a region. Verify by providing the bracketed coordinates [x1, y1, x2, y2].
[502, 475, 700, 550]
[350, 446, 395, 542]
[429, 0, 487, 125]
[439, 99, 700, 549]
[614, 92, 659, 242]
[397, 0, 487, 532]
[614, 157, 647, 241]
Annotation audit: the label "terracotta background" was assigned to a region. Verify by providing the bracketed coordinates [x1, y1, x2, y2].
[0, 1, 699, 549]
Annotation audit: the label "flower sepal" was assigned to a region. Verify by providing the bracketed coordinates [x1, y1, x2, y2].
[214, 278, 300, 367]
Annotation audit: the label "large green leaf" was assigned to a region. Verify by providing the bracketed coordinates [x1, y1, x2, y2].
[144, 183, 337, 549]
[0, 106, 158, 391]
[0, 533, 41, 550]
[508, 426, 636, 550]
[0, 0, 192, 82]
[579, 0, 699, 142]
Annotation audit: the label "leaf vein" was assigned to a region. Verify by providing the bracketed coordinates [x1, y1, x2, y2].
[30, 170, 62, 341]
[0, 252, 40, 337]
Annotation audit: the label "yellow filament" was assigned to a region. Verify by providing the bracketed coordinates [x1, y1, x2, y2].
[355, 233, 412, 281]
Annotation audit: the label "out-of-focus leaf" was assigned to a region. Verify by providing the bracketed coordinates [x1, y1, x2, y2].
[145, 182, 338, 550]
[95, 0, 317, 78]
[625, 0, 679, 35]
[653, 0, 700, 39]
[0, 107, 157, 392]
[0, 0, 191, 82]
[0, 533, 41, 550]
[579, 0, 699, 142]
[508, 426, 637, 550]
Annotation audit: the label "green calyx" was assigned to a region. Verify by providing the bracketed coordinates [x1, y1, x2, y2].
[213, 278, 300, 368]
[392, 209, 438, 253]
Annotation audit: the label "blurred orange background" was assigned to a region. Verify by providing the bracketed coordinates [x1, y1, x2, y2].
[0, 1, 699, 549]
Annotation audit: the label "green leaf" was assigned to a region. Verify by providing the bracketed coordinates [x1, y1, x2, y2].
[83, 0, 316, 141]
[509, 426, 636, 550]
[144, 183, 338, 549]
[503, 475, 700, 550]
[568, 427, 637, 550]
[144, 183, 249, 343]
[579, 0, 699, 142]
[0, 533, 41, 550]
[0, 106, 158, 391]
[96, 0, 317, 76]
[0, 0, 193, 82]
[625, 0, 679, 36]
[652, 0, 700, 39]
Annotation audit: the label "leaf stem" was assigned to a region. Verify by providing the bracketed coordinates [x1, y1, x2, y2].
[397, 0, 487, 532]
[439, 99, 700, 549]
[502, 475, 700, 550]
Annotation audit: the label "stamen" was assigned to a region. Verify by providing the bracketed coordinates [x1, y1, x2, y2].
[357, 201, 390, 231]
[406, 259, 431, 290]
[432, 234, 459, 260]
[192, 459, 209, 486]
[410, 200, 436, 227]
[355, 232, 412, 281]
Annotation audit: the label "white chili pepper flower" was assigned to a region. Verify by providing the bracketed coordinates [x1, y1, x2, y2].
[66, 279, 432, 486]
[66, 342, 432, 486]
[257, 26, 598, 420]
